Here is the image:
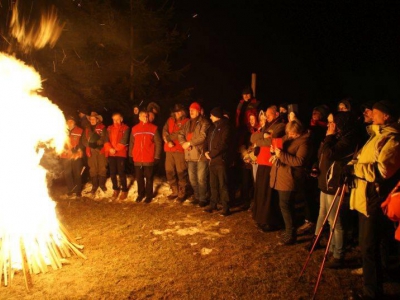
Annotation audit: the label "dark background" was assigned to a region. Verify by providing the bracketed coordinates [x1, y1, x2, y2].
[172, 0, 400, 115]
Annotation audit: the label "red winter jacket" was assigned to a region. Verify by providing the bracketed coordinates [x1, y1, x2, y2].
[104, 123, 130, 158]
[61, 126, 83, 159]
[129, 122, 162, 165]
[162, 117, 189, 153]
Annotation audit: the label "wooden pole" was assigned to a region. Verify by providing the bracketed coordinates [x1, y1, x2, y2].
[251, 73, 257, 97]
[130, 0, 134, 102]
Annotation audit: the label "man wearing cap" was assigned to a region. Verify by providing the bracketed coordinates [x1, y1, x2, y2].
[204, 107, 233, 216]
[82, 112, 107, 196]
[104, 112, 130, 201]
[345, 100, 400, 299]
[61, 116, 84, 198]
[178, 102, 211, 206]
[162, 104, 189, 202]
[129, 111, 162, 203]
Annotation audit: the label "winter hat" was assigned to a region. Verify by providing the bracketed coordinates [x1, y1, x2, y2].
[313, 104, 330, 120]
[242, 86, 253, 96]
[373, 100, 399, 119]
[360, 100, 375, 112]
[210, 107, 223, 119]
[338, 97, 352, 111]
[189, 102, 201, 112]
[90, 112, 103, 123]
[279, 103, 288, 112]
[333, 111, 356, 134]
[171, 103, 186, 113]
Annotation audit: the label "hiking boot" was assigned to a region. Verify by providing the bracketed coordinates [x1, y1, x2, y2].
[277, 235, 296, 246]
[111, 190, 120, 201]
[297, 220, 315, 235]
[219, 210, 231, 217]
[144, 197, 152, 204]
[190, 198, 200, 205]
[167, 194, 178, 200]
[325, 257, 344, 269]
[91, 176, 99, 194]
[135, 195, 145, 203]
[177, 186, 186, 202]
[99, 176, 107, 192]
[198, 201, 208, 207]
[168, 186, 178, 200]
[204, 205, 217, 213]
[119, 192, 128, 201]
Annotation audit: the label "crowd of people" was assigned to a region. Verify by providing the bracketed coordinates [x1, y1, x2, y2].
[60, 89, 400, 299]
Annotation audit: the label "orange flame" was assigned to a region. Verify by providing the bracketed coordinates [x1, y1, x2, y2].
[9, 1, 65, 51]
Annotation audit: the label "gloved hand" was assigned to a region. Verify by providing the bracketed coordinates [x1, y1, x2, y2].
[341, 164, 354, 185]
[254, 146, 260, 156]
[97, 139, 103, 146]
[154, 158, 160, 165]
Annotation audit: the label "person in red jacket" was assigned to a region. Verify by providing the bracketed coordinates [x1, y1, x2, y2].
[162, 104, 189, 202]
[61, 116, 84, 198]
[82, 112, 107, 196]
[104, 112, 130, 201]
[235, 87, 260, 129]
[129, 111, 162, 203]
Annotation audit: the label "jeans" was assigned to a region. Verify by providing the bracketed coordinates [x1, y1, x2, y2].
[315, 191, 344, 259]
[278, 190, 295, 237]
[187, 160, 208, 203]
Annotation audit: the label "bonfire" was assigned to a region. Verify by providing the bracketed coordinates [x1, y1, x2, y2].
[0, 1, 85, 290]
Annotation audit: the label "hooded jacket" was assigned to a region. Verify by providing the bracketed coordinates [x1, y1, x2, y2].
[317, 129, 360, 195]
[350, 123, 400, 216]
[270, 132, 311, 191]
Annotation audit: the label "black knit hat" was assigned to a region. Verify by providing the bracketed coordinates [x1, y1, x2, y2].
[171, 103, 185, 113]
[373, 100, 399, 119]
[210, 107, 223, 119]
[242, 86, 253, 96]
[313, 104, 330, 120]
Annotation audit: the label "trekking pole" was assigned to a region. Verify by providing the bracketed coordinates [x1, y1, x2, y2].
[311, 184, 347, 300]
[297, 185, 342, 281]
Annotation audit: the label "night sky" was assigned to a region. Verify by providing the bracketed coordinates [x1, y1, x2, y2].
[173, 0, 400, 115]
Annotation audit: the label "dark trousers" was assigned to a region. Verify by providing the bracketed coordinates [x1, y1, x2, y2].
[303, 177, 319, 223]
[88, 149, 107, 177]
[358, 183, 393, 298]
[135, 165, 154, 199]
[108, 157, 128, 192]
[165, 152, 188, 190]
[278, 190, 295, 237]
[62, 158, 83, 194]
[209, 164, 230, 211]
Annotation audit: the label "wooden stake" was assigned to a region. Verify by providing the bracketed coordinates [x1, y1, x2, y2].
[20, 239, 33, 291]
[251, 73, 257, 97]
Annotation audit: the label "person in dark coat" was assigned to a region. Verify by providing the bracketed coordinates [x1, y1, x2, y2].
[251, 106, 286, 231]
[309, 112, 360, 268]
[204, 107, 233, 216]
